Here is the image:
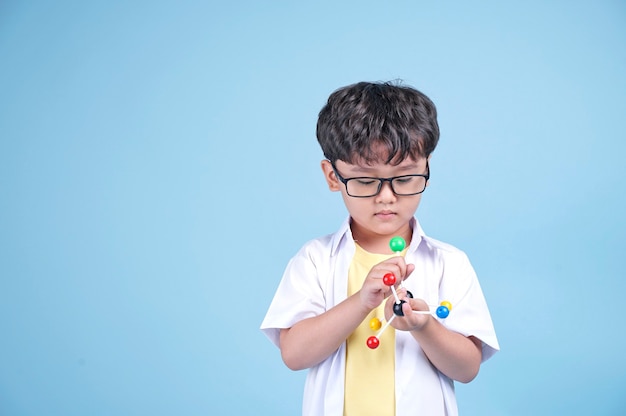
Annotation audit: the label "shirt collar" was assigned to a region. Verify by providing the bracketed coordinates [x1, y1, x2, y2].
[330, 216, 425, 256]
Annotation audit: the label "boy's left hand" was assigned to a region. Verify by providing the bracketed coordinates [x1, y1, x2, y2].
[384, 289, 431, 332]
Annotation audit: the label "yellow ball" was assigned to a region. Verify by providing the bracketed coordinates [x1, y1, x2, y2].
[440, 301, 452, 311]
[369, 317, 382, 331]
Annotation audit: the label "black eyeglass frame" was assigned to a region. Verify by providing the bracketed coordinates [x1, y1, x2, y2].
[330, 161, 430, 198]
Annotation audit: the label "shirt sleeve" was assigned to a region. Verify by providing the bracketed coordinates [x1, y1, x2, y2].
[438, 249, 500, 362]
[260, 242, 328, 348]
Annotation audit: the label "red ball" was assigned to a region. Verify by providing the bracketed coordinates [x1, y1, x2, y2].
[366, 336, 380, 349]
[383, 273, 396, 286]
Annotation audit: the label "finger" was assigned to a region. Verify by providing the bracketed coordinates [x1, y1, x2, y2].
[402, 301, 414, 316]
[381, 256, 406, 273]
[407, 297, 429, 312]
[404, 263, 415, 280]
[396, 287, 411, 300]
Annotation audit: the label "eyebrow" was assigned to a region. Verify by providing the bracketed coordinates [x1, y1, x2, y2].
[348, 163, 422, 175]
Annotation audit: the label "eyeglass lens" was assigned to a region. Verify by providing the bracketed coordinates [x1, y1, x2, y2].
[346, 176, 426, 197]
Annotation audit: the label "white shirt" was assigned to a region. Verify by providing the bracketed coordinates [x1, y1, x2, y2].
[260, 218, 499, 416]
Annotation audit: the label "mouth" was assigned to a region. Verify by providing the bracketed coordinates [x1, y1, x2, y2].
[375, 210, 396, 220]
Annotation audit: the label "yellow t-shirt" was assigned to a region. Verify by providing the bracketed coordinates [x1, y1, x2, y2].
[344, 243, 406, 416]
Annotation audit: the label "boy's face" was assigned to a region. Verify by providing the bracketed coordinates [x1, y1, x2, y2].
[321, 150, 429, 253]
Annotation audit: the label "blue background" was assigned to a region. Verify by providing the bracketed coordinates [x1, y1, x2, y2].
[1, 1, 625, 415]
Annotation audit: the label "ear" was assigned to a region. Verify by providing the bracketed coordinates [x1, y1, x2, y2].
[321, 160, 342, 192]
[425, 154, 432, 187]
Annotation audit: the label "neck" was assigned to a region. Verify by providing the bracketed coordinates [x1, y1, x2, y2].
[350, 221, 412, 254]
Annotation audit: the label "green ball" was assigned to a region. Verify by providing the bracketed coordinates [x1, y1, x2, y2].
[389, 236, 406, 252]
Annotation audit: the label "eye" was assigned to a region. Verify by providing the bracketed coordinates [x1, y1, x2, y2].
[394, 176, 415, 184]
[355, 178, 377, 186]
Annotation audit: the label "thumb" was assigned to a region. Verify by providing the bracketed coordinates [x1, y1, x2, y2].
[403, 263, 415, 281]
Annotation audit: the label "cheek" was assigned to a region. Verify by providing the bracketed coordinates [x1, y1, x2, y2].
[341, 194, 366, 215]
[340, 192, 354, 208]
[394, 195, 422, 215]
[408, 195, 423, 211]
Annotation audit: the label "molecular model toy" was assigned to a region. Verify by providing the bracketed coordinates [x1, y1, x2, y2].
[366, 236, 452, 350]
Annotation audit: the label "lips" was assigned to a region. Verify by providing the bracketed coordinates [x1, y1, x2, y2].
[375, 210, 396, 220]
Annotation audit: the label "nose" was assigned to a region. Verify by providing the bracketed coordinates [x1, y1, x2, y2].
[375, 180, 396, 203]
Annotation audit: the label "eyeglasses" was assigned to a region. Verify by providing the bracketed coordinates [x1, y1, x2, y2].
[331, 161, 430, 198]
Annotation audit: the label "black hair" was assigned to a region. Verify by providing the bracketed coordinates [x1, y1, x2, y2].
[316, 81, 439, 164]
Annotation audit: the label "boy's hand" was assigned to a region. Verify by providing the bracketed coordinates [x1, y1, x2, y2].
[385, 290, 431, 331]
[359, 257, 415, 310]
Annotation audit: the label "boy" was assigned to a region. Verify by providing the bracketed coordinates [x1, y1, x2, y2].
[261, 81, 499, 416]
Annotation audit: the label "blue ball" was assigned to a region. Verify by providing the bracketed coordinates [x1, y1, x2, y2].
[436, 305, 450, 319]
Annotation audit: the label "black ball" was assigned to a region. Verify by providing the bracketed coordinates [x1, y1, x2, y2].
[393, 301, 405, 316]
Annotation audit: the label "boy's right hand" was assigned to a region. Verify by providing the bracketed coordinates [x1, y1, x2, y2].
[359, 257, 415, 310]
